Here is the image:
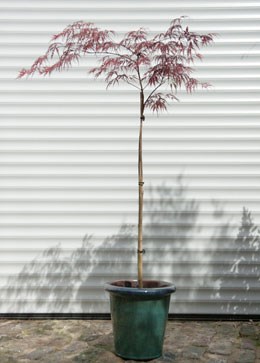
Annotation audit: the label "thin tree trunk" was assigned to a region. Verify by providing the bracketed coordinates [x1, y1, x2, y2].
[138, 91, 145, 288]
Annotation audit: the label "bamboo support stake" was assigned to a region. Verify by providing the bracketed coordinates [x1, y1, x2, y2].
[138, 91, 145, 288]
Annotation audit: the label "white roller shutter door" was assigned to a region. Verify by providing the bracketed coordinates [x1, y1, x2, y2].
[0, 0, 259, 315]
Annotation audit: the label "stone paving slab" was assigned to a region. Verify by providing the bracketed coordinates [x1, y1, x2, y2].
[0, 319, 259, 362]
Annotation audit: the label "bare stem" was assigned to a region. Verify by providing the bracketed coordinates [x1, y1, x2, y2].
[138, 90, 145, 288]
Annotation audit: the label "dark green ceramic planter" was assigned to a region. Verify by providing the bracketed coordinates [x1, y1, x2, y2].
[105, 280, 176, 361]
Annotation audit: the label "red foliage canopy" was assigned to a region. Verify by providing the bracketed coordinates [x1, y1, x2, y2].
[18, 18, 214, 113]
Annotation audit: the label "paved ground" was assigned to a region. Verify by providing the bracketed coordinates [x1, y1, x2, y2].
[0, 319, 259, 362]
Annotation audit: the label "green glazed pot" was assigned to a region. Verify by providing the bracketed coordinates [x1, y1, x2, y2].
[105, 280, 176, 361]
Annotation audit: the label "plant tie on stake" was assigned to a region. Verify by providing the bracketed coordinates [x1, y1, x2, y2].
[137, 249, 145, 254]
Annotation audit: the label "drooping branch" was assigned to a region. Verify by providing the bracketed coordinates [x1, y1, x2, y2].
[144, 81, 166, 106]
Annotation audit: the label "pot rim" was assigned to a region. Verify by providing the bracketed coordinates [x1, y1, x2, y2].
[105, 279, 176, 297]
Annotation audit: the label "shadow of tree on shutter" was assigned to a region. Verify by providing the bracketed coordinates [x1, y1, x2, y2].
[2, 176, 258, 315]
[210, 207, 260, 314]
[0, 175, 199, 313]
[76, 175, 203, 313]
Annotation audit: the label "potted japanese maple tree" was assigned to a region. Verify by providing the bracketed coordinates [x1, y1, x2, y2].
[19, 18, 214, 360]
